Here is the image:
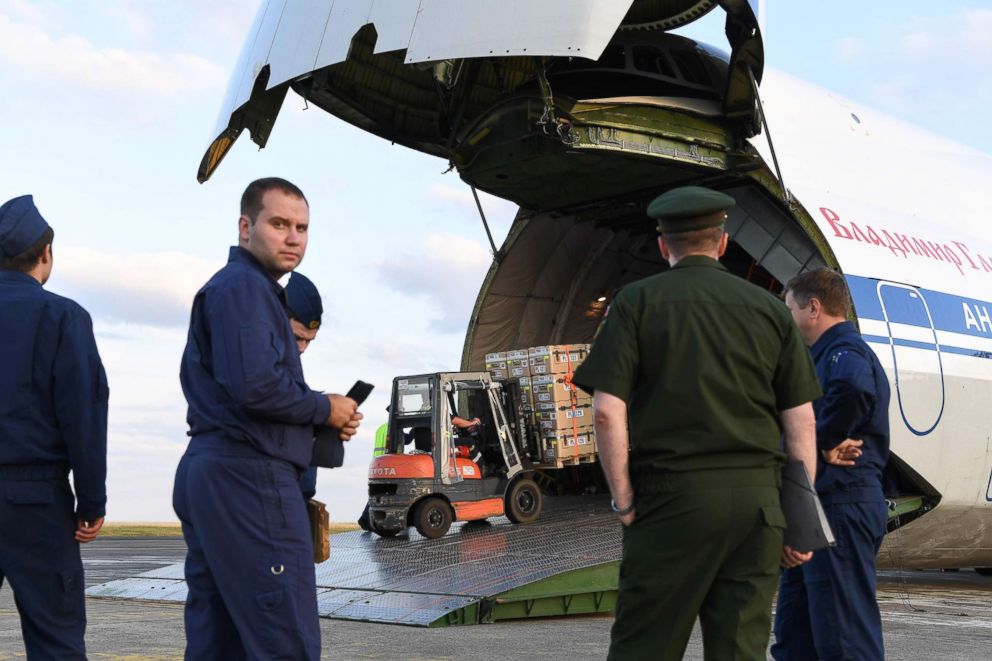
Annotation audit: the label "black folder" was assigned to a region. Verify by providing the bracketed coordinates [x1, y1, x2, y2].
[311, 381, 374, 469]
[781, 461, 836, 552]
[312, 426, 345, 468]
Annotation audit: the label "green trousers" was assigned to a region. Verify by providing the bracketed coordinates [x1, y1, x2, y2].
[608, 468, 785, 661]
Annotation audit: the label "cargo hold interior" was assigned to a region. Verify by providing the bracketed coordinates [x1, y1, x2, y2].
[461, 181, 829, 369]
[461, 180, 940, 521]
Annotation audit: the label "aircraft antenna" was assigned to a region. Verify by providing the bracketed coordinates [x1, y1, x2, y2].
[471, 186, 501, 264]
[747, 66, 789, 202]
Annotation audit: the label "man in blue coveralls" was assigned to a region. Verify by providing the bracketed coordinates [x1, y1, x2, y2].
[284, 271, 323, 500]
[173, 178, 362, 659]
[0, 195, 108, 659]
[772, 268, 891, 660]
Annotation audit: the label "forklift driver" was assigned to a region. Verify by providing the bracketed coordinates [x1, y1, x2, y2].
[452, 416, 483, 467]
[402, 416, 480, 457]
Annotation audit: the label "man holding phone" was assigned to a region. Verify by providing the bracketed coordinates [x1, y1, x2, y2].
[173, 178, 362, 660]
[284, 270, 324, 500]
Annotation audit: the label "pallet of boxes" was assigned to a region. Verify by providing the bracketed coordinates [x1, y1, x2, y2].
[486, 344, 596, 468]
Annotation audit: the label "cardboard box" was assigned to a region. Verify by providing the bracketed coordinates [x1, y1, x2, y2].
[542, 427, 596, 461]
[517, 376, 534, 407]
[485, 351, 507, 364]
[531, 374, 590, 405]
[502, 348, 529, 378]
[528, 344, 589, 375]
[508, 363, 530, 379]
[537, 403, 592, 431]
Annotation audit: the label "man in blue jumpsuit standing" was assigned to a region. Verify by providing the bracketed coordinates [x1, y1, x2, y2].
[285, 271, 323, 500]
[772, 268, 891, 660]
[0, 195, 108, 659]
[173, 178, 362, 659]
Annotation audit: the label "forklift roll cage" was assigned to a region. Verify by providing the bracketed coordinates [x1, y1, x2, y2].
[387, 372, 526, 484]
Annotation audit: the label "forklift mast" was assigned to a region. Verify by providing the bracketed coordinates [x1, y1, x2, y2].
[390, 372, 528, 484]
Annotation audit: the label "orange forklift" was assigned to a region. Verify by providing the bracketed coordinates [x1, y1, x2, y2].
[366, 372, 543, 539]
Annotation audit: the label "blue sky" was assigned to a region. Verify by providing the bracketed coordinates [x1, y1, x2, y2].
[1, 1, 988, 521]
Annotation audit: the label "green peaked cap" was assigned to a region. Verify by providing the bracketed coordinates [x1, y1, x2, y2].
[647, 186, 735, 233]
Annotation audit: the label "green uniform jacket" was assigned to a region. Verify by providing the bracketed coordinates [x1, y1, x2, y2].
[573, 255, 821, 487]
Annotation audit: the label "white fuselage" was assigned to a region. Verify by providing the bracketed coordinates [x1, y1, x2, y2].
[757, 71, 992, 567]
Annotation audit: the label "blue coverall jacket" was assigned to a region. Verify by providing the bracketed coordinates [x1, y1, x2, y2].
[0, 269, 108, 659]
[180, 246, 329, 465]
[810, 321, 890, 503]
[0, 270, 108, 518]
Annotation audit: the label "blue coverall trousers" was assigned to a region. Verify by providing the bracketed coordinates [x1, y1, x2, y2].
[0, 465, 86, 659]
[173, 437, 320, 660]
[771, 499, 888, 661]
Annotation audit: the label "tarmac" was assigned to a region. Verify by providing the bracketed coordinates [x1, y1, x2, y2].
[0, 537, 990, 660]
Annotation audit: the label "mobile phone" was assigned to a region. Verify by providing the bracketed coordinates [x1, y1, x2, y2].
[346, 380, 374, 406]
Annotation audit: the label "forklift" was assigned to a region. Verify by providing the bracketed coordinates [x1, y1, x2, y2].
[366, 372, 543, 539]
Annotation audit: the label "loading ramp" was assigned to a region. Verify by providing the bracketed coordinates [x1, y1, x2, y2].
[87, 496, 620, 627]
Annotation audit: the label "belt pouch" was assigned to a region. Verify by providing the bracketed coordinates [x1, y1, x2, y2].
[308, 498, 330, 563]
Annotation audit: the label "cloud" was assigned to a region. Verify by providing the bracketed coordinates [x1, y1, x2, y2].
[957, 9, 992, 57]
[898, 29, 938, 56]
[834, 36, 867, 61]
[429, 184, 519, 223]
[100, 4, 154, 40]
[86, 320, 189, 521]
[430, 184, 478, 212]
[0, 0, 47, 24]
[369, 232, 492, 333]
[895, 10, 992, 58]
[361, 340, 439, 374]
[0, 13, 225, 98]
[51, 246, 220, 327]
[826, 8, 992, 152]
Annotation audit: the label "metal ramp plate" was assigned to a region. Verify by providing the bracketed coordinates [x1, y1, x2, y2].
[88, 496, 620, 626]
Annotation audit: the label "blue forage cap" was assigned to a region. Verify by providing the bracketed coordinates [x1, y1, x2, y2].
[0, 195, 51, 258]
[285, 272, 323, 329]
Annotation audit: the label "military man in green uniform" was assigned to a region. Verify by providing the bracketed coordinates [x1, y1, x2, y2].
[572, 186, 822, 661]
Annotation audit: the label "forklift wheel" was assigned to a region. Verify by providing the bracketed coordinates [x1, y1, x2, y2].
[505, 477, 542, 524]
[414, 497, 453, 539]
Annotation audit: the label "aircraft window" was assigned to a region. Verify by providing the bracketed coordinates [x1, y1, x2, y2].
[669, 50, 711, 87]
[632, 46, 676, 78]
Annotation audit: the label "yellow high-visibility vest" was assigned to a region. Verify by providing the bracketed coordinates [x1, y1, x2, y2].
[373, 423, 388, 457]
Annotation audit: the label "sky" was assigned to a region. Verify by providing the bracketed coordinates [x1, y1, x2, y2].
[1, 1, 989, 522]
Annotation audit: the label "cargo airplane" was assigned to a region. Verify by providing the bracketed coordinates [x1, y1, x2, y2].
[196, 1, 992, 570]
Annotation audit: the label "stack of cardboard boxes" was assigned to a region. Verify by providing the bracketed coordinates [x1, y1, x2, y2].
[488, 344, 595, 466]
[485, 352, 507, 380]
